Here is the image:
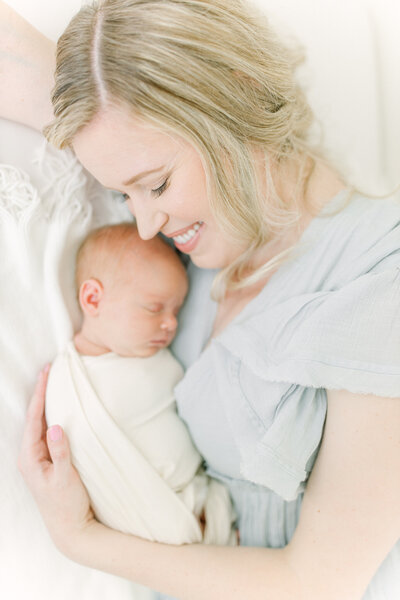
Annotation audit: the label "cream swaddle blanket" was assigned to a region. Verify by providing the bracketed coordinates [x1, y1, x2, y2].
[46, 343, 236, 546]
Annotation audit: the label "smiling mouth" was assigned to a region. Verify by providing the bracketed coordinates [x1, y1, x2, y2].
[172, 221, 203, 245]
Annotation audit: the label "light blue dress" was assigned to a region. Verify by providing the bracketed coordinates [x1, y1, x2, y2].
[170, 189, 400, 598]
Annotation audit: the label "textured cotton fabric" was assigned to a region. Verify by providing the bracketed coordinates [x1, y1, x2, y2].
[46, 344, 236, 549]
[171, 189, 400, 597]
[0, 141, 143, 600]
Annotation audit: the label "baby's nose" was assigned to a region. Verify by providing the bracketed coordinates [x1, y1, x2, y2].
[160, 314, 177, 332]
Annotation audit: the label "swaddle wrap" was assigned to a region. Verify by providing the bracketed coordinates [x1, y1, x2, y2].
[46, 343, 236, 546]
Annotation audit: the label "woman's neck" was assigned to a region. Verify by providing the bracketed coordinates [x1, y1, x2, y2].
[249, 156, 346, 272]
[210, 158, 346, 339]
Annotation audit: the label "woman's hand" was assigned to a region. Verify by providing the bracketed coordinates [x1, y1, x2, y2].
[18, 366, 97, 559]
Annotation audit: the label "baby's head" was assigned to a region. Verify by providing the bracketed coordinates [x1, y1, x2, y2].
[75, 223, 188, 358]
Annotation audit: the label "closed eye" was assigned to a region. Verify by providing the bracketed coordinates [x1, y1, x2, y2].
[151, 177, 169, 197]
[145, 305, 163, 314]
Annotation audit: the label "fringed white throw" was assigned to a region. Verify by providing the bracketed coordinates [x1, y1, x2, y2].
[0, 136, 146, 600]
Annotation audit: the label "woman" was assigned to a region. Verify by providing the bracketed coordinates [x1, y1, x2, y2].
[8, 0, 400, 598]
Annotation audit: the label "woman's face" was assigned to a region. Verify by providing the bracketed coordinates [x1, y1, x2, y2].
[73, 105, 244, 269]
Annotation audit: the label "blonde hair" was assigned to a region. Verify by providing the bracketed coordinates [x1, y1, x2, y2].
[45, 0, 316, 297]
[76, 222, 137, 292]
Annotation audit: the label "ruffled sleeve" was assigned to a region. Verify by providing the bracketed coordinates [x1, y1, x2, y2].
[209, 267, 400, 500]
[218, 267, 400, 397]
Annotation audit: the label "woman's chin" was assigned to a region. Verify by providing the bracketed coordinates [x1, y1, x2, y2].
[189, 252, 234, 270]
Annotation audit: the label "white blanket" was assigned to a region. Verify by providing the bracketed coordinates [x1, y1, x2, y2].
[0, 130, 141, 600]
[45, 344, 236, 546]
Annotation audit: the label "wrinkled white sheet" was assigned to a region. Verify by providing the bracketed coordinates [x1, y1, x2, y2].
[0, 131, 140, 600]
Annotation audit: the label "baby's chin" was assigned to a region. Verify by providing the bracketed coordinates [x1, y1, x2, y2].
[116, 344, 165, 359]
[137, 346, 163, 358]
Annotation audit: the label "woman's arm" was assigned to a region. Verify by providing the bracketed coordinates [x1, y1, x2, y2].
[0, 1, 55, 131]
[19, 373, 400, 600]
[286, 389, 400, 598]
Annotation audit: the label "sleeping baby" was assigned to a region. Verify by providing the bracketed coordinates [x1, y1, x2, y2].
[45, 222, 236, 547]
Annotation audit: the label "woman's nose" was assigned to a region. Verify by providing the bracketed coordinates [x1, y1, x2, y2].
[160, 314, 178, 332]
[128, 199, 168, 240]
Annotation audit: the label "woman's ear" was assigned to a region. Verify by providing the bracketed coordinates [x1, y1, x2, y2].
[78, 279, 104, 317]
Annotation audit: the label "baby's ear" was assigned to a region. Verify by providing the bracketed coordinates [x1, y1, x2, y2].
[79, 279, 104, 316]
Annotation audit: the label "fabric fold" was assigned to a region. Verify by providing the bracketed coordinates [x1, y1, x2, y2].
[46, 343, 236, 546]
[218, 267, 400, 398]
[175, 191, 400, 503]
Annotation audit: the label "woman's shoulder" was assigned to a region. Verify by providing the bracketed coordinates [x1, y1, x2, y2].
[214, 187, 400, 398]
[327, 187, 400, 240]
[302, 188, 400, 280]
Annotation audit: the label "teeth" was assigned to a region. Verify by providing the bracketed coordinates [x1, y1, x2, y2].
[173, 221, 202, 245]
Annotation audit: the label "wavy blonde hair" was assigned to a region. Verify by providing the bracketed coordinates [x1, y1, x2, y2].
[45, 0, 316, 297]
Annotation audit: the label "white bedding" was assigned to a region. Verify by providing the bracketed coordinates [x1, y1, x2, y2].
[1, 1, 399, 599]
[0, 126, 137, 599]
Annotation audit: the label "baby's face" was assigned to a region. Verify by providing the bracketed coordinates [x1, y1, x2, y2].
[98, 252, 188, 358]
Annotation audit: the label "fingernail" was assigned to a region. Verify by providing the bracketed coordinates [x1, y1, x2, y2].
[43, 364, 50, 374]
[49, 425, 62, 442]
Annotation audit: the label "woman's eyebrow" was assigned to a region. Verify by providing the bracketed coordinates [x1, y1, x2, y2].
[122, 166, 164, 186]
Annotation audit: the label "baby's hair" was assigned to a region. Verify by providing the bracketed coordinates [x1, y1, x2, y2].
[75, 222, 137, 293]
[75, 222, 181, 296]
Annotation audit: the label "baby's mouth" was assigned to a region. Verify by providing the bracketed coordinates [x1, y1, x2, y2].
[149, 338, 170, 346]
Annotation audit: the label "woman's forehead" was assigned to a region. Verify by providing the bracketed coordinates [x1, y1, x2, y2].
[72, 105, 183, 187]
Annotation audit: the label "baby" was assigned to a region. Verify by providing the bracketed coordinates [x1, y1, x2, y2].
[45, 223, 236, 548]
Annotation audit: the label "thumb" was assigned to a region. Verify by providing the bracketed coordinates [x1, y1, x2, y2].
[47, 425, 72, 477]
